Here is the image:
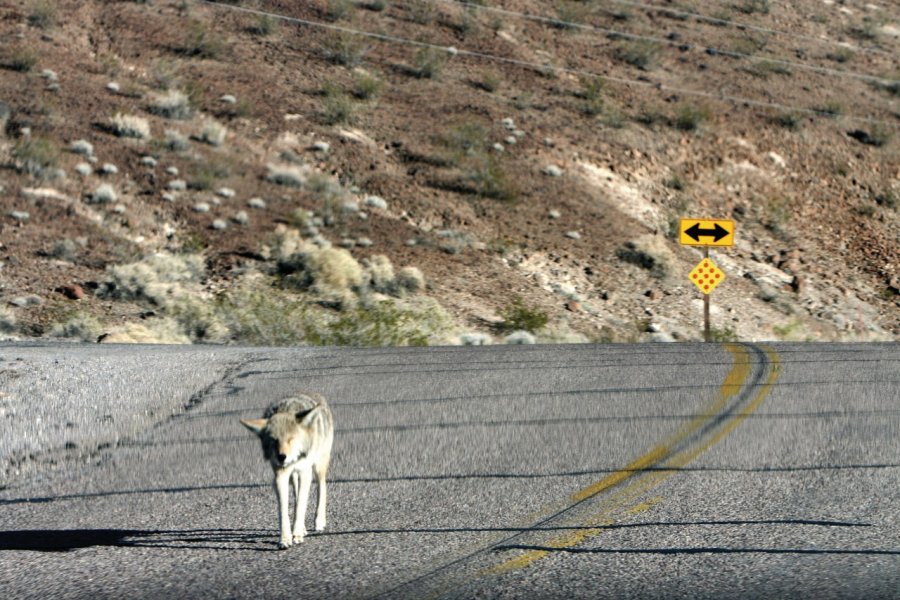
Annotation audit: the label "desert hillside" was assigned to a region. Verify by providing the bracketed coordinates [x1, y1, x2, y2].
[0, 0, 897, 345]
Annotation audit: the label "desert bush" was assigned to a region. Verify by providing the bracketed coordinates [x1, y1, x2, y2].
[266, 163, 310, 187]
[771, 112, 803, 131]
[498, 296, 548, 333]
[164, 129, 190, 151]
[108, 113, 151, 139]
[396, 266, 425, 294]
[88, 183, 118, 204]
[5, 48, 38, 72]
[321, 84, 355, 125]
[12, 137, 59, 178]
[322, 33, 370, 68]
[70, 139, 95, 156]
[366, 254, 396, 294]
[672, 104, 711, 131]
[49, 313, 104, 342]
[148, 89, 192, 119]
[307, 297, 452, 347]
[99, 319, 192, 345]
[613, 40, 659, 70]
[325, 0, 354, 21]
[180, 22, 226, 59]
[578, 76, 605, 117]
[249, 14, 279, 36]
[411, 46, 446, 79]
[217, 281, 317, 345]
[408, 0, 436, 24]
[735, 0, 770, 14]
[279, 244, 364, 307]
[197, 119, 227, 146]
[0, 307, 16, 334]
[504, 330, 536, 345]
[352, 70, 383, 99]
[27, 1, 57, 29]
[99, 252, 206, 308]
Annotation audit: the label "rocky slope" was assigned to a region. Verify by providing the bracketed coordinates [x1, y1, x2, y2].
[0, 0, 897, 345]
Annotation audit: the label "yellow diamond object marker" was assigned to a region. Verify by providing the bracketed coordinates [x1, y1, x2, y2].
[689, 258, 725, 294]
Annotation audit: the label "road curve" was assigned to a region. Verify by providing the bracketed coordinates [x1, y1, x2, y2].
[0, 342, 898, 599]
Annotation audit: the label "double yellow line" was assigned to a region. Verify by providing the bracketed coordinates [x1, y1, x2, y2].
[485, 343, 781, 575]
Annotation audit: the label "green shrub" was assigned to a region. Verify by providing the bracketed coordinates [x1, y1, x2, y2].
[27, 1, 56, 29]
[12, 137, 59, 178]
[322, 84, 355, 125]
[180, 22, 226, 59]
[307, 300, 442, 347]
[498, 296, 548, 333]
[322, 33, 370, 68]
[411, 47, 446, 79]
[672, 104, 711, 131]
[249, 14, 279, 36]
[352, 71, 383, 99]
[613, 40, 659, 70]
[578, 76, 605, 117]
[5, 48, 38, 72]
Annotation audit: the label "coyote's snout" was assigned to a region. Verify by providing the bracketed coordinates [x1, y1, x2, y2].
[241, 393, 334, 549]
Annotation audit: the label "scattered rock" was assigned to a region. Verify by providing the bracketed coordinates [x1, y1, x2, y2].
[543, 165, 563, 177]
[168, 179, 187, 191]
[211, 219, 228, 230]
[193, 202, 210, 213]
[233, 211, 249, 225]
[565, 231, 581, 240]
[248, 197, 267, 209]
[58, 284, 85, 300]
[141, 156, 158, 168]
[501, 117, 515, 130]
[100, 163, 118, 175]
[216, 187, 236, 198]
[311, 141, 330, 153]
[220, 94, 237, 104]
[106, 82, 120, 93]
[7, 211, 29, 222]
[548, 210, 561, 219]
[364, 195, 387, 210]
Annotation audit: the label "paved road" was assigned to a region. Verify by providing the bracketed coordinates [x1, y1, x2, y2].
[1, 342, 898, 599]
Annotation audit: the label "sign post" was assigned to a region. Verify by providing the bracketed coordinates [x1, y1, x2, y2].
[680, 218, 733, 342]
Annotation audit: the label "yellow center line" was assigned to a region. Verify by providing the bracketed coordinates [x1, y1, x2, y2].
[485, 344, 779, 576]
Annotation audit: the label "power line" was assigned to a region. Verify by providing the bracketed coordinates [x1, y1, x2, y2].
[606, 0, 894, 57]
[436, 0, 897, 86]
[196, 0, 898, 128]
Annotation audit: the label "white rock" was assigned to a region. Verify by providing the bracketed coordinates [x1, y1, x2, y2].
[7, 210, 29, 222]
[211, 219, 228, 230]
[141, 156, 158, 168]
[113, 204, 126, 214]
[565, 231, 581, 240]
[168, 179, 187, 191]
[233, 211, 249, 225]
[501, 117, 515, 130]
[75, 163, 92, 176]
[357, 237, 373, 247]
[364, 195, 387, 210]
[216, 187, 236, 198]
[766, 151, 787, 169]
[220, 94, 237, 104]
[311, 141, 330, 153]
[106, 82, 120, 92]
[247, 197, 267, 209]
[100, 163, 118, 175]
[543, 165, 563, 177]
[492, 143, 505, 152]
[162, 193, 176, 203]
[548, 209, 561, 219]
[193, 202, 210, 213]
[166, 166, 179, 176]
[505, 136, 517, 145]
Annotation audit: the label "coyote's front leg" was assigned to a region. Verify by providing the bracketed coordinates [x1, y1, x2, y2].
[292, 468, 311, 544]
[274, 470, 292, 549]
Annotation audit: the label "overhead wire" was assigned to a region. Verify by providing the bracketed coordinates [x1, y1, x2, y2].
[605, 0, 895, 57]
[196, 0, 898, 128]
[435, 0, 898, 86]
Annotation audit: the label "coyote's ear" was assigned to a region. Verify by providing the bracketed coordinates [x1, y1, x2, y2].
[240, 418, 268, 435]
[296, 404, 320, 427]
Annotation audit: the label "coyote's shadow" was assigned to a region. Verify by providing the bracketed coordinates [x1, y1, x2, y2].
[0, 528, 281, 552]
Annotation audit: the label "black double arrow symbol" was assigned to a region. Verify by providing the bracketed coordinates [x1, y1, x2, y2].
[685, 222, 730, 243]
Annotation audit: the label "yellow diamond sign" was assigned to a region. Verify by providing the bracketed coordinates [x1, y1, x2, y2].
[689, 258, 725, 294]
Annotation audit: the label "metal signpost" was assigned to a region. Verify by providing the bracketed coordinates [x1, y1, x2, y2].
[679, 218, 735, 342]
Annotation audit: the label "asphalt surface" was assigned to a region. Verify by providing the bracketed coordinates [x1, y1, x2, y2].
[0, 342, 898, 599]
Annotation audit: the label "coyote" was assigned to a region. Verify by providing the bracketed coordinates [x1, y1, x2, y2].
[240, 393, 334, 549]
